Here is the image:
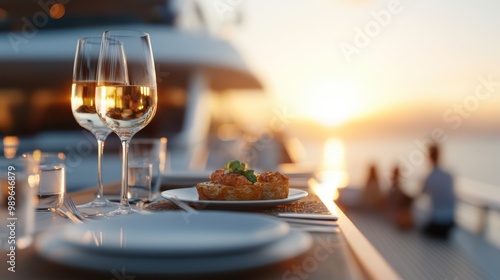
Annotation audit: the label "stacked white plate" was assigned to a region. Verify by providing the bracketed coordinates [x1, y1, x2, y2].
[36, 211, 312, 276]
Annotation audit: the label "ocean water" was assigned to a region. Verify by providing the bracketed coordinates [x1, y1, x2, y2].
[338, 134, 500, 191]
[325, 134, 500, 248]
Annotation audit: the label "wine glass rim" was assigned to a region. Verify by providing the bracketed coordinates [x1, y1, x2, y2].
[103, 29, 150, 38]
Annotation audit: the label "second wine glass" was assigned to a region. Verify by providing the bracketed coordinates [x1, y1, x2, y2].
[71, 37, 118, 216]
[95, 30, 158, 216]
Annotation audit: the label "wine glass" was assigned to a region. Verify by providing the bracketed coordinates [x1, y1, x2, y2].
[71, 37, 118, 216]
[95, 30, 158, 216]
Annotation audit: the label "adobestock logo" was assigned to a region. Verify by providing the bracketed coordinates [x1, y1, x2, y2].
[395, 73, 500, 181]
[8, 0, 69, 53]
[281, 235, 339, 280]
[110, 267, 135, 280]
[233, 107, 295, 166]
[212, 0, 243, 22]
[442, 74, 500, 130]
[340, 0, 405, 63]
[63, 130, 96, 174]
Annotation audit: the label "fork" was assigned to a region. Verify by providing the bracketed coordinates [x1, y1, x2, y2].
[50, 204, 84, 224]
[63, 197, 87, 222]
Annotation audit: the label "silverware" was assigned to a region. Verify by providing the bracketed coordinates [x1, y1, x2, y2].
[276, 213, 338, 233]
[163, 195, 198, 215]
[138, 193, 198, 215]
[50, 205, 84, 224]
[63, 197, 87, 222]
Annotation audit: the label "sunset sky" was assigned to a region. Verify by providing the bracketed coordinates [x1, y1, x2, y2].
[227, 0, 500, 130]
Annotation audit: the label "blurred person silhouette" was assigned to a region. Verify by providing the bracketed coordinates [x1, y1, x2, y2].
[420, 143, 456, 239]
[387, 166, 414, 230]
[361, 163, 382, 210]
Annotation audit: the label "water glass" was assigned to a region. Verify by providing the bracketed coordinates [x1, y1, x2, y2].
[127, 162, 153, 201]
[128, 137, 167, 199]
[0, 155, 39, 251]
[24, 152, 66, 211]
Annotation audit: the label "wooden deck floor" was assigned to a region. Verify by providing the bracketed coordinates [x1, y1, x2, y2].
[343, 207, 500, 280]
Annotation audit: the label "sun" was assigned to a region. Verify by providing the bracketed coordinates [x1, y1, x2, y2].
[297, 79, 361, 127]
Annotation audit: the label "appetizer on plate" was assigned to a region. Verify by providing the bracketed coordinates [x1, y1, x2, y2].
[196, 160, 289, 201]
[258, 171, 289, 199]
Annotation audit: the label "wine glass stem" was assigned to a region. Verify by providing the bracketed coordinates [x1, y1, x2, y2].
[120, 139, 131, 208]
[96, 138, 105, 199]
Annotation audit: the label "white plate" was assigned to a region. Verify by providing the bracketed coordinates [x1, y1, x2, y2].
[60, 211, 289, 257]
[37, 227, 312, 276]
[161, 187, 308, 209]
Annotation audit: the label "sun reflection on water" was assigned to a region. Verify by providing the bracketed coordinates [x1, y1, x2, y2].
[311, 137, 349, 214]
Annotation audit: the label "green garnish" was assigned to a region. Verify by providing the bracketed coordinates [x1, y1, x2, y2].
[224, 160, 257, 183]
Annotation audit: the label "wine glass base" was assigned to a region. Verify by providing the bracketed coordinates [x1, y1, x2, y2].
[105, 205, 139, 216]
[77, 199, 119, 217]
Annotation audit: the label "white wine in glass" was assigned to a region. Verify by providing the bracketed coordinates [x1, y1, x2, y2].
[95, 30, 157, 216]
[96, 85, 156, 134]
[71, 37, 118, 216]
[72, 81, 111, 133]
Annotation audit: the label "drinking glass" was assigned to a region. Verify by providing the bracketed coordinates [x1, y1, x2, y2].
[95, 30, 158, 216]
[0, 154, 39, 250]
[127, 162, 153, 201]
[128, 137, 168, 200]
[71, 37, 117, 216]
[23, 152, 66, 211]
